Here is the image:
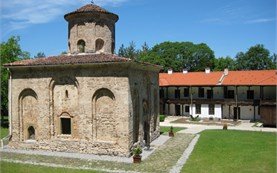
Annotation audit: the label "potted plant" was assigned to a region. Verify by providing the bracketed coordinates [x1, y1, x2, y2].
[169, 126, 174, 137]
[132, 146, 142, 163]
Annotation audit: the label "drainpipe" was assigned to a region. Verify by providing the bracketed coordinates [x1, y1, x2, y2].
[8, 68, 12, 136]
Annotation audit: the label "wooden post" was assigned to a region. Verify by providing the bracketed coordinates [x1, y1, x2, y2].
[228, 105, 231, 119]
[166, 87, 169, 99]
[254, 105, 256, 121]
[190, 86, 193, 115]
[235, 86, 238, 120]
[167, 103, 170, 116]
[260, 86, 264, 100]
[181, 104, 184, 116]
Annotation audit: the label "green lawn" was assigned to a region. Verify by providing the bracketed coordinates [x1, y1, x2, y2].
[160, 126, 186, 134]
[1, 161, 101, 173]
[1, 127, 9, 139]
[182, 130, 277, 173]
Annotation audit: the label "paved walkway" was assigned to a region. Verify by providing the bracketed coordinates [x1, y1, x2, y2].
[161, 116, 277, 134]
[169, 134, 200, 173]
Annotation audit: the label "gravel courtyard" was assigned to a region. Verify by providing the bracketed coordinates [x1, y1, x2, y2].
[1, 133, 195, 173]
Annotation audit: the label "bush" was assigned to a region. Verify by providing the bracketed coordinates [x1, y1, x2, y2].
[209, 116, 214, 121]
[223, 123, 228, 130]
[132, 146, 142, 156]
[160, 115, 165, 122]
[190, 115, 200, 121]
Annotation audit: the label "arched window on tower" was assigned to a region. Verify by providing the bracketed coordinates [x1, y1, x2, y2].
[95, 38, 104, 52]
[77, 40, 86, 53]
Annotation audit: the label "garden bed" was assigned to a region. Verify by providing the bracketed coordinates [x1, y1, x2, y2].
[171, 117, 241, 126]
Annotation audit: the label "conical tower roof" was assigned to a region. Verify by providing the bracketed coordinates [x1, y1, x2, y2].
[64, 4, 118, 22]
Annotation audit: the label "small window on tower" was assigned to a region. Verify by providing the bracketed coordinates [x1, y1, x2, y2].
[95, 38, 104, 52]
[77, 40, 85, 53]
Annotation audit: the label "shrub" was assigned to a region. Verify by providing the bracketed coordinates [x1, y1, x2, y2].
[132, 146, 142, 156]
[190, 115, 200, 121]
[223, 123, 228, 130]
[209, 116, 214, 121]
[160, 115, 165, 122]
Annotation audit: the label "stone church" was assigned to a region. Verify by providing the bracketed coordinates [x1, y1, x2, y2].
[4, 4, 160, 156]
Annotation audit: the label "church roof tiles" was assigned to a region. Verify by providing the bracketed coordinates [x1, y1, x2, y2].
[4, 54, 130, 67]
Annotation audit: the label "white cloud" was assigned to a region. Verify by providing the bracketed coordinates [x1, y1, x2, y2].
[1, 0, 127, 34]
[245, 18, 275, 24]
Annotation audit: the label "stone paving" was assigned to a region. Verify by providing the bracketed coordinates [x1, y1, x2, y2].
[161, 116, 277, 134]
[1, 134, 171, 164]
[1, 133, 194, 173]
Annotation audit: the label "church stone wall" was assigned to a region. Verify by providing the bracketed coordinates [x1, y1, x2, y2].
[9, 64, 133, 156]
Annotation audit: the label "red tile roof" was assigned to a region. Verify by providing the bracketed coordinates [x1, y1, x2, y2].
[4, 54, 130, 67]
[222, 70, 277, 86]
[64, 4, 118, 21]
[159, 72, 223, 86]
[159, 70, 277, 86]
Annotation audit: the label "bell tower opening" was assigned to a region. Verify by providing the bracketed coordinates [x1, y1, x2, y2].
[77, 40, 86, 53]
[95, 39, 104, 52]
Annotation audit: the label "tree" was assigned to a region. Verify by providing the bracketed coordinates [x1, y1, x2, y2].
[118, 44, 126, 57]
[117, 42, 139, 60]
[138, 41, 215, 72]
[61, 51, 67, 55]
[235, 44, 275, 70]
[214, 56, 236, 71]
[34, 52, 46, 58]
[1, 36, 30, 115]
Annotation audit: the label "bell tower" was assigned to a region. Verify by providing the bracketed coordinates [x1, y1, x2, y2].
[64, 4, 119, 54]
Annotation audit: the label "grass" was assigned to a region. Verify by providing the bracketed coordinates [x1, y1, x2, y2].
[160, 126, 186, 135]
[1, 133, 194, 173]
[1, 161, 101, 173]
[1, 127, 9, 139]
[182, 130, 277, 173]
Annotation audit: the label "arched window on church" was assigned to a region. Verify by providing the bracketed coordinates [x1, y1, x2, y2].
[28, 126, 35, 140]
[77, 39, 86, 53]
[95, 38, 104, 52]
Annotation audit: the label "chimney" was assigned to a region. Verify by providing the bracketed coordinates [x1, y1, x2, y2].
[183, 68, 188, 74]
[168, 68, 173, 74]
[224, 68, 229, 75]
[205, 67, 210, 74]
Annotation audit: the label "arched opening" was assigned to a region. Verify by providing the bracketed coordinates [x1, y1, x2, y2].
[92, 88, 116, 142]
[95, 38, 104, 52]
[19, 88, 38, 141]
[28, 126, 35, 140]
[77, 39, 86, 53]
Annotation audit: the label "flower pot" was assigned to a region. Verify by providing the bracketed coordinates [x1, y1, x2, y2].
[169, 131, 174, 137]
[133, 155, 141, 163]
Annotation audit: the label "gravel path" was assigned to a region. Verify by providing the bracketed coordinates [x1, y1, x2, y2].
[1, 158, 139, 173]
[1, 134, 170, 164]
[169, 134, 200, 173]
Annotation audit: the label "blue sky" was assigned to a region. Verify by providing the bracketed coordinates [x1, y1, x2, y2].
[1, 0, 276, 58]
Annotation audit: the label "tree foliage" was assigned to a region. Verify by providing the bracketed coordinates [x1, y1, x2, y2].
[214, 56, 236, 71]
[1, 36, 30, 114]
[235, 44, 275, 70]
[137, 41, 215, 71]
[34, 52, 46, 58]
[118, 41, 138, 60]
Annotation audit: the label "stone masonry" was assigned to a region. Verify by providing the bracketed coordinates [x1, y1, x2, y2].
[4, 4, 161, 157]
